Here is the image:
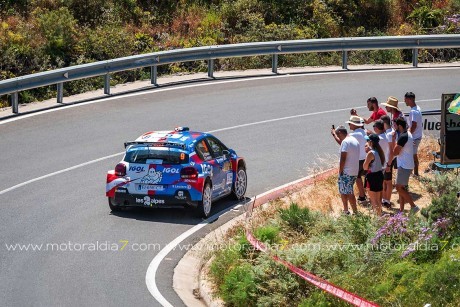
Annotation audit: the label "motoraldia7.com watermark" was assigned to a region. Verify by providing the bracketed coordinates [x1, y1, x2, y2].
[4, 240, 460, 254]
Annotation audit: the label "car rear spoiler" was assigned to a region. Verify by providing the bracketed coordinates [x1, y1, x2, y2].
[124, 141, 187, 150]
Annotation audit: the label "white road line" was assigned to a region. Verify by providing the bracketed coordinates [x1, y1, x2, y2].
[145, 203, 244, 307]
[0, 67, 451, 125]
[0, 105, 372, 196]
[0, 153, 123, 196]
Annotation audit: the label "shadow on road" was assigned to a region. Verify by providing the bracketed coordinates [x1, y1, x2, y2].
[109, 197, 251, 225]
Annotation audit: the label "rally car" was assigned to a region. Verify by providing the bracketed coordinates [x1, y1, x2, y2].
[105, 127, 247, 217]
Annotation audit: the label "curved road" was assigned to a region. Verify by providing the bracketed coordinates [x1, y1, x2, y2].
[1, 68, 458, 306]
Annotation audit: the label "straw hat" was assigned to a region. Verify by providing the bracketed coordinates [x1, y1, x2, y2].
[381, 96, 400, 111]
[345, 115, 364, 127]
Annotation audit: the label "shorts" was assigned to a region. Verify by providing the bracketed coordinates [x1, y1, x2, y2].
[396, 167, 412, 186]
[365, 171, 384, 192]
[338, 173, 357, 195]
[384, 159, 395, 180]
[358, 160, 365, 177]
[413, 138, 422, 154]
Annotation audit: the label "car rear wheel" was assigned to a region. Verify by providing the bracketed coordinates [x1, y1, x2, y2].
[232, 167, 247, 200]
[108, 197, 122, 212]
[196, 182, 212, 218]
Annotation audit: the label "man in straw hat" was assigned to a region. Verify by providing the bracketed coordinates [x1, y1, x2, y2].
[381, 96, 404, 131]
[345, 115, 367, 202]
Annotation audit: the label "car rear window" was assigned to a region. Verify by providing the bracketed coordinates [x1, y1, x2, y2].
[124, 146, 188, 164]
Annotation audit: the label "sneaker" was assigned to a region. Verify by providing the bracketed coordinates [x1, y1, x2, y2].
[382, 200, 392, 209]
[358, 196, 367, 202]
[410, 206, 420, 214]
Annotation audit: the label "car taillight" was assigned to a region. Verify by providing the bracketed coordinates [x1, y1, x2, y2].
[115, 163, 126, 176]
[181, 167, 198, 179]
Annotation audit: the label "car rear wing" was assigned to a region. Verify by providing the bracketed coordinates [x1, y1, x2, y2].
[124, 141, 187, 150]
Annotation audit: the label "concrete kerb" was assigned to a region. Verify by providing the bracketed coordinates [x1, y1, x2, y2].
[173, 168, 337, 307]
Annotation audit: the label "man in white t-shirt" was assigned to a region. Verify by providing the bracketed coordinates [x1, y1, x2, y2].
[404, 92, 423, 176]
[393, 117, 418, 213]
[346, 116, 367, 202]
[331, 125, 360, 215]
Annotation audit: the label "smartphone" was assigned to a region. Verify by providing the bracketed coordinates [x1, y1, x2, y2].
[332, 124, 335, 129]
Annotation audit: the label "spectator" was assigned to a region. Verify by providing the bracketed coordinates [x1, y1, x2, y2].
[380, 115, 395, 208]
[350, 97, 387, 125]
[363, 134, 385, 216]
[381, 96, 404, 131]
[404, 92, 423, 176]
[331, 125, 360, 215]
[393, 118, 419, 213]
[346, 115, 367, 202]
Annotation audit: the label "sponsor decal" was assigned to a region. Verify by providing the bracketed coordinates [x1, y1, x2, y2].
[201, 164, 213, 176]
[129, 166, 145, 172]
[162, 168, 180, 174]
[226, 172, 233, 185]
[183, 179, 197, 183]
[136, 196, 165, 206]
[213, 179, 226, 191]
[116, 188, 127, 193]
[140, 168, 162, 184]
[175, 191, 187, 200]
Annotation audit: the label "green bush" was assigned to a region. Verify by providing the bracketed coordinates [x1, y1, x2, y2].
[254, 225, 280, 245]
[421, 192, 460, 236]
[210, 245, 241, 286]
[220, 263, 256, 307]
[279, 202, 315, 234]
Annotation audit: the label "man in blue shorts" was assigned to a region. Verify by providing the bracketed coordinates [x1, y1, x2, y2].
[331, 125, 360, 215]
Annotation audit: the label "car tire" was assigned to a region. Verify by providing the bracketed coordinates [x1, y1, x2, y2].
[108, 197, 122, 212]
[232, 167, 247, 200]
[196, 181, 212, 218]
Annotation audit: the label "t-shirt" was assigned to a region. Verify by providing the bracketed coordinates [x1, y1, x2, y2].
[340, 136, 360, 176]
[396, 131, 414, 169]
[370, 107, 387, 121]
[350, 128, 367, 160]
[378, 133, 389, 169]
[408, 105, 423, 140]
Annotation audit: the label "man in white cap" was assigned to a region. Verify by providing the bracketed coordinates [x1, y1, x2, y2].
[404, 92, 423, 176]
[345, 115, 367, 202]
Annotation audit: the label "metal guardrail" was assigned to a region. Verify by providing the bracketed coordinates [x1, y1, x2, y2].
[1, 35, 460, 114]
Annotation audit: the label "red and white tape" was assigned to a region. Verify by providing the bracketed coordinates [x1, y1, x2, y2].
[245, 169, 380, 307]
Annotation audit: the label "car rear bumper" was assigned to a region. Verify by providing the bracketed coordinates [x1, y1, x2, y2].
[110, 189, 198, 208]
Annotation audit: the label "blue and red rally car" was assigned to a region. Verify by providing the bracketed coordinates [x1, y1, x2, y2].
[106, 127, 247, 217]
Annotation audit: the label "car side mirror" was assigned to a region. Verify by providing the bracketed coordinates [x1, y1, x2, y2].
[222, 150, 230, 158]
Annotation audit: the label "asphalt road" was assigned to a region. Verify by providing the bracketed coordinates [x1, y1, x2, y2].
[1, 68, 459, 306]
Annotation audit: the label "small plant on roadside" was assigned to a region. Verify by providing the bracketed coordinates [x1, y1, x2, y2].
[220, 263, 256, 307]
[279, 202, 316, 234]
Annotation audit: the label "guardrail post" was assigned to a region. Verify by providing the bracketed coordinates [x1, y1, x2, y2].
[57, 83, 64, 104]
[151, 66, 158, 86]
[104, 74, 110, 95]
[272, 54, 278, 74]
[11, 92, 19, 114]
[342, 51, 348, 70]
[208, 59, 214, 78]
[412, 48, 419, 67]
